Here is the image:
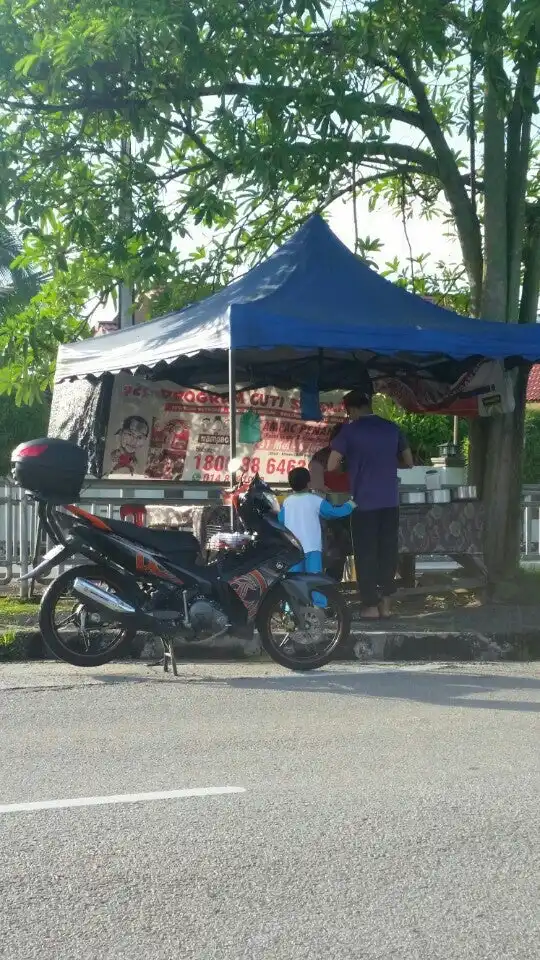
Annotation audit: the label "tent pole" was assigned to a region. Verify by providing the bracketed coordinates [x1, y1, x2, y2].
[228, 347, 237, 530]
[453, 415, 459, 446]
[119, 136, 135, 329]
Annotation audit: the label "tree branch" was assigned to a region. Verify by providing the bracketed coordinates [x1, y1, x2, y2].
[156, 80, 426, 130]
[1, 81, 426, 132]
[396, 51, 483, 311]
[506, 55, 538, 321]
[468, 0, 478, 219]
[0, 94, 131, 114]
[156, 160, 214, 184]
[519, 204, 540, 324]
[317, 166, 431, 215]
[288, 139, 440, 177]
[364, 142, 438, 173]
[363, 56, 409, 88]
[481, 5, 508, 321]
[167, 112, 225, 167]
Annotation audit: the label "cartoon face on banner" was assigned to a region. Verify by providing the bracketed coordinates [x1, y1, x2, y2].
[109, 414, 151, 475]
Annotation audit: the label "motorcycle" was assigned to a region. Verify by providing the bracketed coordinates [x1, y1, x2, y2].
[11, 438, 351, 672]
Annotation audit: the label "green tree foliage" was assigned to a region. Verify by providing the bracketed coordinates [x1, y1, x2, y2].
[0, 222, 43, 314]
[0, 220, 50, 461]
[0, 216, 85, 403]
[0, 395, 48, 475]
[1, 1, 539, 348]
[523, 411, 540, 485]
[1, 0, 540, 576]
[373, 394, 466, 464]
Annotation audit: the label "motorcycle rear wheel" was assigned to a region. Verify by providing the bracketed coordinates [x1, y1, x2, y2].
[256, 584, 350, 671]
[39, 564, 139, 667]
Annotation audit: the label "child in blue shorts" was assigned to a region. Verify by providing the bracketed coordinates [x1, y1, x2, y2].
[278, 467, 355, 578]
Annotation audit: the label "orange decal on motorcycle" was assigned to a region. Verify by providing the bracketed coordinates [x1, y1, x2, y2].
[229, 569, 268, 620]
[251, 570, 267, 592]
[65, 505, 111, 531]
[135, 553, 183, 584]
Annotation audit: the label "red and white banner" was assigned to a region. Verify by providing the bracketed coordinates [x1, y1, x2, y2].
[373, 360, 515, 417]
[103, 362, 515, 481]
[103, 374, 344, 482]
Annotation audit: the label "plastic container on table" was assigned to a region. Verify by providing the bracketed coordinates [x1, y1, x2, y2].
[120, 504, 147, 526]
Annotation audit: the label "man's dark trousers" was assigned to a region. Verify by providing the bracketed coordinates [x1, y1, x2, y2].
[351, 507, 399, 606]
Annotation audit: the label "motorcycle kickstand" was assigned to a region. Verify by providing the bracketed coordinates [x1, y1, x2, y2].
[162, 637, 178, 676]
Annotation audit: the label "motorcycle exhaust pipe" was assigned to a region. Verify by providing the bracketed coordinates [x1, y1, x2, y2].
[72, 578, 175, 636]
[73, 578, 137, 618]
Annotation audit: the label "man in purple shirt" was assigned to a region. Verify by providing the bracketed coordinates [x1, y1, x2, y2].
[327, 387, 413, 619]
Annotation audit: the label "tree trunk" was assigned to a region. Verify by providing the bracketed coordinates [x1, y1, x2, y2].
[520, 207, 540, 326]
[468, 419, 488, 492]
[476, 20, 514, 582]
[482, 380, 527, 582]
[480, 211, 540, 583]
[492, 69, 540, 581]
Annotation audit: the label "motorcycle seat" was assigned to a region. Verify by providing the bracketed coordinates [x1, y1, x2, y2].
[106, 519, 200, 554]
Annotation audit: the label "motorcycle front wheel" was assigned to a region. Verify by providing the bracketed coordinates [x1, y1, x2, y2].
[256, 584, 350, 671]
[39, 564, 139, 667]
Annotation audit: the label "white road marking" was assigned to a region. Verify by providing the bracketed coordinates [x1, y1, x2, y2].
[0, 786, 245, 815]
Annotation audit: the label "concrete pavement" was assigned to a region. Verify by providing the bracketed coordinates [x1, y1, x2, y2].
[1, 660, 539, 959]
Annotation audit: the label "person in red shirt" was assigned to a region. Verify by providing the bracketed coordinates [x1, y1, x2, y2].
[308, 424, 350, 494]
[308, 424, 351, 581]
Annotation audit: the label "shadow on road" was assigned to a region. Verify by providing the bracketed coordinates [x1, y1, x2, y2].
[89, 664, 540, 713]
[222, 669, 540, 713]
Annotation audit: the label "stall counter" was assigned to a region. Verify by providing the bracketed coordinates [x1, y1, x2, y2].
[144, 498, 485, 579]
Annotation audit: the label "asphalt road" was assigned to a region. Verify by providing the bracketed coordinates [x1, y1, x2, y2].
[1, 660, 539, 960]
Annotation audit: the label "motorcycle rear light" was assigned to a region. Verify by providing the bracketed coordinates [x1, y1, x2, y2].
[18, 444, 48, 458]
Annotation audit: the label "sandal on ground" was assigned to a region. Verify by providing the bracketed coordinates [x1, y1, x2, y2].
[378, 600, 393, 620]
[360, 606, 380, 620]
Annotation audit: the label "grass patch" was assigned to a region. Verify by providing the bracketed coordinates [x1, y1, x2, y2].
[0, 596, 41, 615]
[0, 627, 17, 647]
[0, 596, 70, 619]
[0, 627, 29, 660]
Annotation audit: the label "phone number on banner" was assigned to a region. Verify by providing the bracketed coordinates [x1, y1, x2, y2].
[194, 454, 307, 482]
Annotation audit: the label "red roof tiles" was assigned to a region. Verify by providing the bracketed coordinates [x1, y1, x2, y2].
[527, 365, 540, 402]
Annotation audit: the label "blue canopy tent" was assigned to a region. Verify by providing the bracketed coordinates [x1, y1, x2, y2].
[52, 214, 540, 472]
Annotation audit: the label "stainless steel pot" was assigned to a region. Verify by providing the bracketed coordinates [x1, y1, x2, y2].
[400, 491, 426, 505]
[453, 485, 478, 501]
[427, 489, 451, 504]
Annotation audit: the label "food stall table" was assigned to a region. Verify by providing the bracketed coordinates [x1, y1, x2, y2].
[397, 500, 486, 594]
[149, 499, 486, 595]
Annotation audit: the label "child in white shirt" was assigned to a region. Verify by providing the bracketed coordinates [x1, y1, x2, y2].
[278, 467, 355, 575]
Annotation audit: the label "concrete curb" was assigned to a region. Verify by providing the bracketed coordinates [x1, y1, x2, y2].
[1, 623, 539, 663]
[349, 629, 539, 663]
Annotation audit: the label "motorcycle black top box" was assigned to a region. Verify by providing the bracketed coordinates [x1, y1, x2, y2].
[11, 439, 350, 671]
[12, 437, 88, 503]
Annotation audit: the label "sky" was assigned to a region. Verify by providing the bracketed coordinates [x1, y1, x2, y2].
[95, 84, 466, 327]
[329, 194, 460, 270]
[95, 195, 462, 327]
